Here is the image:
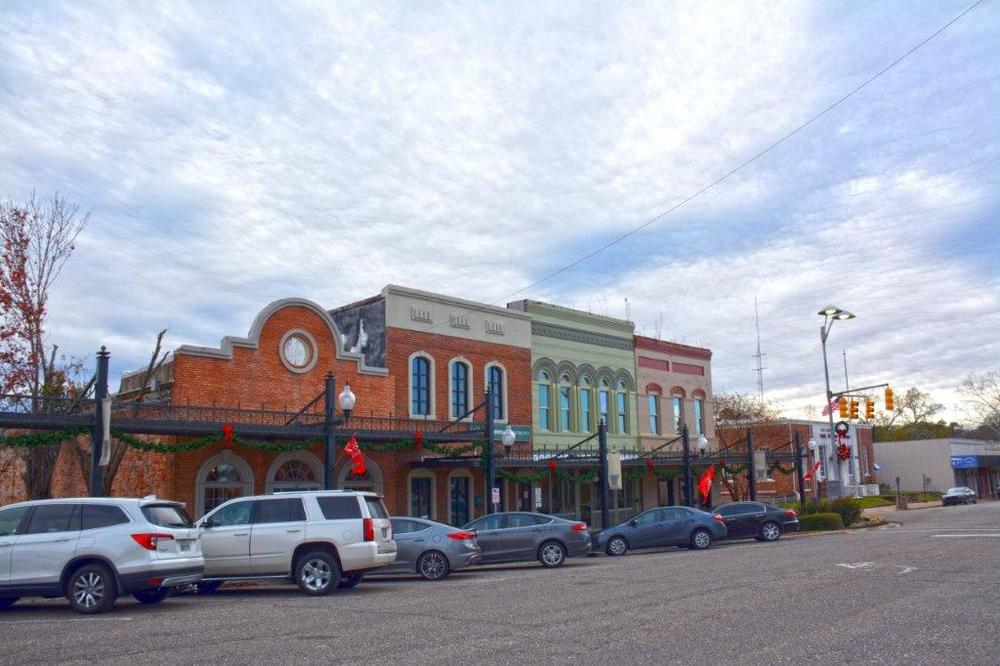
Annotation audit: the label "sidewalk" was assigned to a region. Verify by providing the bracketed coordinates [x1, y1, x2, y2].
[862, 500, 941, 518]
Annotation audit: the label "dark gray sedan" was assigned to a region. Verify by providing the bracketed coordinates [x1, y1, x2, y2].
[462, 512, 591, 568]
[597, 506, 727, 555]
[378, 517, 481, 580]
[713, 501, 800, 541]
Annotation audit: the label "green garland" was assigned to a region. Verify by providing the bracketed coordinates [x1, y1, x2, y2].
[0, 427, 90, 449]
[768, 462, 794, 476]
[361, 439, 479, 456]
[498, 468, 549, 484]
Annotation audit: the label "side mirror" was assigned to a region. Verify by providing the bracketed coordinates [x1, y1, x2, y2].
[200, 519, 215, 529]
[629, 519, 638, 527]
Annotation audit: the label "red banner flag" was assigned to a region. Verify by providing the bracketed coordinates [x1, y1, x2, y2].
[698, 464, 716, 504]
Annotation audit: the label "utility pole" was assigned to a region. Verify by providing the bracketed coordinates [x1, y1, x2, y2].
[746, 429, 757, 501]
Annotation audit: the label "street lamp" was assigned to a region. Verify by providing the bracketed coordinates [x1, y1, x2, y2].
[501, 424, 516, 457]
[338, 384, 356, 422]
[696, 433, 709, 456]
[818, 306, 855, 497]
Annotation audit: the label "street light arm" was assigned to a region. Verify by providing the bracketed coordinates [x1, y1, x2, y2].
[547, 431, 600, 460]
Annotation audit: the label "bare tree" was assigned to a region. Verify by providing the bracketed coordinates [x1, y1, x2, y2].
[0, 192, 88, 498]
[713, 392, 780, 501]
[75, 329, 168, 495]
[958, 371, 1000, 437]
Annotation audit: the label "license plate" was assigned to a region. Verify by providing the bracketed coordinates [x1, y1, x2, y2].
[180, 542, 191, 552]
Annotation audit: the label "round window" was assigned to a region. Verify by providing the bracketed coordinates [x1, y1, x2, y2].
[283, 336, 310, 368]
[279, 330, 317, 373]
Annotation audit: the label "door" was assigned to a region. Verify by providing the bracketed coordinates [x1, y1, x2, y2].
[466, 515, 507, 563]
[659, 508, 693, 546]
[0, 506, 30, 585]
[389, 519, 430, 572]
[733, 503, 766, 537]
[10, 503, 81, 587]
[199, 500, 253, 576]
[504, 514, 541, 560]
[517, 484, 532, 512]
[449, 476, 470, 526]
[629, 509, 665, 549]
[250, 498, 307, 575]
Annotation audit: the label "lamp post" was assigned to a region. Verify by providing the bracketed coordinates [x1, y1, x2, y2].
[681, 425, 692, 507]
[598, 419, 610, 530]
[794, 432, 806, 509]
[818, 306, 855, 498]
[501, 424, 516, 457]
[808, 437, 819, 503]
[324, 375, 357, 490]
[696, 433, 709, 506]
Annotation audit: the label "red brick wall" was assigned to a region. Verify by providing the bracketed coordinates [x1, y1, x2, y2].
[385, 327, 532, 431]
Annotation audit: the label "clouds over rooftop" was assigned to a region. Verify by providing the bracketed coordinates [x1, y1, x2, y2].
[0, 1, 996, 419]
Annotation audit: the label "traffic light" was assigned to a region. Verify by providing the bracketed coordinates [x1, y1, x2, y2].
[838, 396, 848, 418]
[849, 399, 859, 419]
[884, 387, 894, 411]
[865, 398, 875, 420]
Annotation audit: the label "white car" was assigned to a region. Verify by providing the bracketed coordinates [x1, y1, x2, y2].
[0, 497, 203, 614]
[195, 490, 396, 595]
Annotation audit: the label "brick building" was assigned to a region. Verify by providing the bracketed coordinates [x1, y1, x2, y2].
[716, 420, 876, 502]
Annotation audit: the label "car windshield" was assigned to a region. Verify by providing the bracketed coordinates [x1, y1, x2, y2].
[141, 504, 193, 528]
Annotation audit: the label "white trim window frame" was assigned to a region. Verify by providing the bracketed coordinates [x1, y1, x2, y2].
[449, 357, 472, 421]
[407, 469, 437, 520]
[409, 352, 435, 419]
[537, 370, 552, 432]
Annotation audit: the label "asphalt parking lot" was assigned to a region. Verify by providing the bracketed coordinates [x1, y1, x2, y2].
[2, 502, 998, 665]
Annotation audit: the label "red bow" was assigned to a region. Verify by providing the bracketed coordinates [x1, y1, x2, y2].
[646, 458, 654, 472]
[547, 459, 557, 473]
[345, 436, 366, 476]
[221, 423, 234, 443]
[837, 443, 851, 461]
[414, 432, 423, 451]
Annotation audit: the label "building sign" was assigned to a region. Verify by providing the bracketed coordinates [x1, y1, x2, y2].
[607, 451, 622, 490]
[491, 425, 532, 442]
[950, 456, 979, 469]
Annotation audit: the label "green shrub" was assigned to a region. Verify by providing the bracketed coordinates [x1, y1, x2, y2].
[799, 500, 833, 516]
[799, 512, 844, 531]
[856, 497, 893, 509]
[829, 498, 862, 525]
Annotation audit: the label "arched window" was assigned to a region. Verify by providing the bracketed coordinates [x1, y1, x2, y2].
[410, 354, 432, 417]
[266, 452, 323, 493]
[337, 457, 384, 495]
[598, 379, 611, 429]
[559, 374, 573, 432]
[694, 396, 705, 435]
[197, 453, 253, 517]
[616, 380, 629, 434]
[487, 364, 506, 421]
[671, 387, 686, 433]
[450, 359, 470, 419]
[648, 391, 660, 435]
[537, 370, 552, 432]
[579, 376, 593, 433]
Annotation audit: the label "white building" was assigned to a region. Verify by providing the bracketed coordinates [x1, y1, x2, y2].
[873, 438, 1000, 498]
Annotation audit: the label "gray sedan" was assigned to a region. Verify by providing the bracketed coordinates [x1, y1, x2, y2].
[597, 506, 727, 555]
[462, 512, 592, 568]
[378, 517, 481, 580]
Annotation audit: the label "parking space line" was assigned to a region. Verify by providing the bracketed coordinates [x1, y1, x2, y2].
[931, 534, 1000, 538]
[0, 616, 135, 625]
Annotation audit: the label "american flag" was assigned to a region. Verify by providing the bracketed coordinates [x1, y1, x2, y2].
[821, 397, 839, 416]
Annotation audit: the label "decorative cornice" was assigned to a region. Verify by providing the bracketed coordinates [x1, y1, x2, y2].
[531, 321, 634, 351]
[384, 284, 531, 321]
[175, 297, 388, 376]
[511, 299, 635, 333]
[634, 335, 712, 360]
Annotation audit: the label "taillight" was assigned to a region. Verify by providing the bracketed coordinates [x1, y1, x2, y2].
[785, 510, 797, 519]
[447, 531, 476, 541]
[713, 514, 725, 524]
[363, 518, 375, 542]
[131, 533, 174, 550]
[571, 523, 588, 532]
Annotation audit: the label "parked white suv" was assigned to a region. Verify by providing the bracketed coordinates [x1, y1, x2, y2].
[195, 490, 396, 596]
[0, 497, 203, 614]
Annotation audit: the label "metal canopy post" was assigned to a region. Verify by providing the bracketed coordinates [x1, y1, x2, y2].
[682, 425, 692, 507]
[598, 419, 610, 530]
[89, 346, 109, 496]
[324, 373, 336, 490]
[794, 431, 806, 509]
[484, 387, 495, 514]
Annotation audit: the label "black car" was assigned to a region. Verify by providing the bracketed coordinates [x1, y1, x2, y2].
[942, 487, 977, 506]
[713, 501, 799, 542]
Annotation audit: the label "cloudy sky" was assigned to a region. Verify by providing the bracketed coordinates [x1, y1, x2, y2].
[1, 0, 997, 422]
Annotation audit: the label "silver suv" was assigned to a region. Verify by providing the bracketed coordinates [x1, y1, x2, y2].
[0, 497, 203, 614]
[195, 490, 396, 596]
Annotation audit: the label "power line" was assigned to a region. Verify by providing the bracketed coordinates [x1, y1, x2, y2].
[498, 0, 986, 304]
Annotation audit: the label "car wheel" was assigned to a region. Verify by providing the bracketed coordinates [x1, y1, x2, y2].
[417, 551, 451, 581]
[338, 573, 364, 589]
[294, 551, 340, 596]
[605, 536, 628, 557]
[196, 581, 223, 594]
[0, 597, 19, 610]
[690, 529, 712, 550]
[66, 563, 118, 614]
[133, 588, 169, 605]
[538, 541, 567, 568]
[759, 521, 782, 542]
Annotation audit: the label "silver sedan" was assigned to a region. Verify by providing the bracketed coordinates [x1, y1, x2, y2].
[377, 517, 482, 580]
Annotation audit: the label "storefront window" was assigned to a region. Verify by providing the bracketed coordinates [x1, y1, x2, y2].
[449, 475, 470, 526]
[410, 476, 433, 519]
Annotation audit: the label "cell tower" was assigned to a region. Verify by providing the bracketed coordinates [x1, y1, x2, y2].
[752, 296, 767, 402]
